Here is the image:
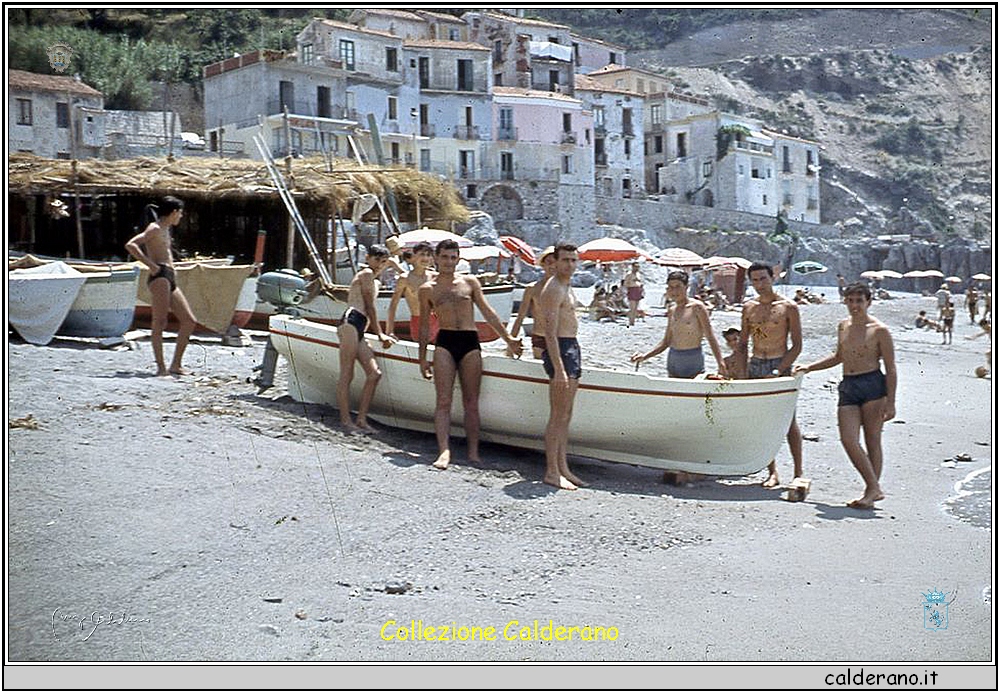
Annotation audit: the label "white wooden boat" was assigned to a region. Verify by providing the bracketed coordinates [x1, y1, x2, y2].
[268, 315, 802, 475]
[8, 261, 88, 345]
[59, 266, 140, 338]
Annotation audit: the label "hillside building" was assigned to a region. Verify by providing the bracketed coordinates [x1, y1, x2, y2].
[8, 69, 104, 159]
[575, 73, 645, 199]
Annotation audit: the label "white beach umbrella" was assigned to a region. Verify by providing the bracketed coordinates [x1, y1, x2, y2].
[902, 270, 928, 278]
[972, 273, 991, 281]
[654, 247, 706, 267]
[393, 228, 474, 249]
[944, 276, 963, 283]
[880, 269, 904, 279]
[923, 269, 945, 278]
[460, 245, 510, 262]
[860, 270, 883, 279]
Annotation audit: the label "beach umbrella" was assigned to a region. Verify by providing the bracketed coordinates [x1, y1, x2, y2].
[860, 270, 883, 279]
[923, 269, 945, 278]
[903, 270, 928, 278]
[792, 260, 829, 275]
[880, 269, 904, 279]
[972, 273, 991, 281]
[578, 237, 650, 263]
[945, 276, 962, 283]
[499, 235, 536, 265]
[654, 247, 706, 267]
[393, 227, 474, 249]
[703, 255, 753, 270]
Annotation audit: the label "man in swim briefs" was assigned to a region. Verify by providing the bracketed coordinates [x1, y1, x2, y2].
[737, 262, 804, 487]
[336, 245, 396, 433]
[386, 241, 438, 342]
[536, 244, 586, 490]
[418, 239, 522, 470]
[794, 282, 896, 509]
[509, 246, 555, 359]
[623, 261, 644, 327]
[630, 270, 727, 378]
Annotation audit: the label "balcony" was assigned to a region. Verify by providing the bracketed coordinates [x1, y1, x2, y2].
[595, 152, 608, 166]
[381, 121, 400, 134]
[497, 127, 517, 141]
[454, 125, 480, 140]
[420, 122, 435, 137]
[594, 123, 606, 136]
[622, 124, 635, 138]
[561, 131, 577, 145]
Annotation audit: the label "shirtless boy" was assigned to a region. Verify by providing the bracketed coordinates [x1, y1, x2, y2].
[630, 270, 727, 378]
[418, 239, 522, 470]
[386, 241, 438, 342]
[509, 246, 555, 359]
[337, 245, 396, 432]
[124, 196, 197, 377]
[722, 327, 748, 379]
[623, 262, 644, 327]
[536, 244, 586, 490]
[940, 301, 955, 345]
[738, 262, 804, 487]
[794, 282, 897, 509]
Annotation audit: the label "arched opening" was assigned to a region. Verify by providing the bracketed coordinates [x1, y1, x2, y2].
[480, 184, 524, 221]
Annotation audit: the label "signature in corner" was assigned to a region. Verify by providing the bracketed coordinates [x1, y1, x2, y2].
[51, 606, 151, 641]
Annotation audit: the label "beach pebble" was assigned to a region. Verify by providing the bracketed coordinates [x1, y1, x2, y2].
[954, 452, 973, 461]
[385, 580, 412, 595]
[258, 624, 280, 636]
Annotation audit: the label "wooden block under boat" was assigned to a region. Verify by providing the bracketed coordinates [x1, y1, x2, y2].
[784, 477, 812, 502]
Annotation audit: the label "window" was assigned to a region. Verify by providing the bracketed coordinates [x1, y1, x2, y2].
[549, 70, 559, 92]
[390, 142, 400, 163]
[562, 154, 572, 174]
[419, 57, 429, 89]
[738, 164, 745, 176]
[703, 161, 712, 177]
[459, 150, 474, 178]
[609, 51, 617, 65]
[16, 98, 32, 125]
[654, 135, 663, 154]
[562, 113, 572, 133]
[465, 106, 473, 127]
[301, 43, 314, 65]
[594, 137, 606, 166]
[806, 149, 816, 175]
[449, 28, 460, 41]
[493, 40, 503, 63]
[622, 108, 632, 135]
[56, 102, 69, 128]
[763, 194, 768, 206]
[494, 72, 502, 87]
[782, 145, 792, 173]
[420, 148, 430, 172]
[751, 163, 762, 179]
[676, 132, 687, 158]
[624, 139, 631, 157]
[317, 86, 331, 118]
[573, 42, 580, 66]
[388, 96, 397, 121]
[501, 151, 514, 179]
[637, 78, 645, 93]
[466, 184, 477, 199]
[650, 104, 662, 126]
[593, 106, 605, 128]
[457, 59, 473, 91]
[339, 40, 355, 71]
[386, 47, 398, 72]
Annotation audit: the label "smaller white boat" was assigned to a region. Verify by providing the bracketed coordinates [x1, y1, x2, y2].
[269, 315, 802, 475]
[8, 262, 88, 345]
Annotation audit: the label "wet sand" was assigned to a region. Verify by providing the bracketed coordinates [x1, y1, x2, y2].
[6, 289, 993, 668]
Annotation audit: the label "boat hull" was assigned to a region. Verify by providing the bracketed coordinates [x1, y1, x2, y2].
[269, 315, 802, 475]
[59, 267, 140, 337]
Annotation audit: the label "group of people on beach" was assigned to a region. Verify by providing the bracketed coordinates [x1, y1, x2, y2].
[124, 200, 897, 507]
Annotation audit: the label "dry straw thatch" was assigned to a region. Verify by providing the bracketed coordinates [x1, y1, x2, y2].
[7, 152, 469, 224]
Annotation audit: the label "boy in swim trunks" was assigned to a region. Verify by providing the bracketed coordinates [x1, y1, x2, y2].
[418, 239, 522, 469]
[386, 241, 439, 342]
[336, 245, 396, 433]
[623, 261, 644, 327]
[124, 196, 197, 377]
[940, 301, 955, 344]
[794, 282, 897, 509]
[722, 327, 748, 379]
[535, 244, 587, 490]
[738, 262, 804, 487]
[509, 246, 556, 359]
[630, 270, 727, 379]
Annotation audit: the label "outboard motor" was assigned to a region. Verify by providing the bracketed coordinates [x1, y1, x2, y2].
[256, 269, 311, 314]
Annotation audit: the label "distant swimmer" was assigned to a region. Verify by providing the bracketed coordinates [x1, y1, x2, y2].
[630, 270, 727, 379]
[795, 282, 897, 509]
[336, 245, 396, 433]
[418, 239, 522, 470]
[738, 262, 804, 488]
[386, 241, 438, 342]
[124, 196, 196, 377]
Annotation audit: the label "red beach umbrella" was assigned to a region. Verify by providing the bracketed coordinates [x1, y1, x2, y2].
[499, 236, 537, 266]
[654, 247, 707, 267]
[577, 237, 650, 263]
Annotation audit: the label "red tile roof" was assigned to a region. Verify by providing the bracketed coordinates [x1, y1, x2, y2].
[8, 69, 103, 97]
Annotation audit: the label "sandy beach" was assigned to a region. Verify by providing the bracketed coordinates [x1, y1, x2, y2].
[6, 285, 993, 675]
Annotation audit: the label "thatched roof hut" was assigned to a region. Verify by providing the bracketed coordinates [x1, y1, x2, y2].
[8, 153, 469, 267]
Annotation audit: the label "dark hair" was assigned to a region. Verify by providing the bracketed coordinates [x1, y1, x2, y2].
[412, 241, 434, 255]
[144, 195, 184, 224]
[722, 327, 741, 338]
[367, 243, 389, 259]
[667, 270, 689, 285]
[843, 281, 871, 300]
[435, 239, 460, 254]
[747, 262, 773, 277]
[554, 242, 577, 260]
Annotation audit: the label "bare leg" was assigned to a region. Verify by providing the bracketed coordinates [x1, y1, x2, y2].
[168, 288, 197, 375]
[148, 278, 171, 376]
[544, 379, 578, 490]
[431, 348, 457, 469]
[457, 350, 483, 463]
[558, 380, 585, 486]
[787, 414, 803, 479]
[353, 338, 381, 432]
[762, 460, 780, 488]
[336, 325, 361, 430]
[838, 405, 883, 508]
[860, 397, 886, 486]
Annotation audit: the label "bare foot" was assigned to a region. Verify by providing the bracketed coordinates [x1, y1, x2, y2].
[761, 471, 781, 488]
[354, 419, 376, 434]
[562, 468, 587, 487]
[543, 473, 578, 491]
[847, 498, 875, 509]
[432, 450, 451, 470]
[169, 367, 192, 376]
[341, 419, 362, 433]
[467, 455, 482, 464]
[155, 368, 170, 377]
